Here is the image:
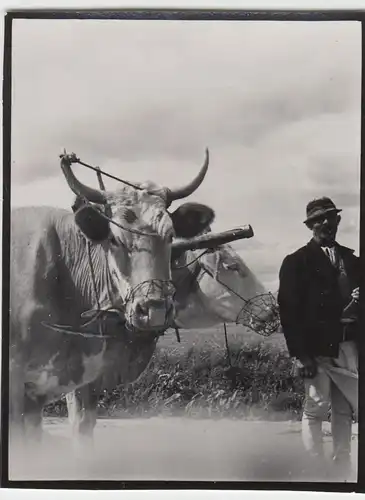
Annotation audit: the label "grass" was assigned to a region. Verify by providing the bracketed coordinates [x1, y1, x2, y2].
[44, 325, 306, 421]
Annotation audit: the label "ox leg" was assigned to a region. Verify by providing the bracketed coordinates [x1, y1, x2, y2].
[66, 382, 100, 455]
[8, 391, 44, 476]
[23, 393, 44, 444]
[8, 374, 26, 479]
[9, 360, 26, 448]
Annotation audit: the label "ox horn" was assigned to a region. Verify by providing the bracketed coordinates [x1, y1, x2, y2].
[165, 148, 209, 204]
[60, 153, 107, 205]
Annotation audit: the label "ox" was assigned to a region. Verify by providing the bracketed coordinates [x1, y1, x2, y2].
[65, 204, 278, 451]
[172, 231, 273, 331]
[9, 150, 210, 446]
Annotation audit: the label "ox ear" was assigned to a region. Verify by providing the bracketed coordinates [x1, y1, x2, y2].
[171, 202, 215, 238]
[74, 205, 110, 242]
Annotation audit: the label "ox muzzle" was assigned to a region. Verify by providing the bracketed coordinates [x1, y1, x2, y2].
[124, 279, 176, 333]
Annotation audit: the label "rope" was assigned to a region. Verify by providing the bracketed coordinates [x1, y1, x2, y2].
[87, 240, 100, 311]
[99, 207, 158, 237]
[60, 152, 145, 192]
[223, 322, 232, 368]
[42, 240, 122, 339]
[200, 265, 278, 331]
[175, 328, 181, 343]
[82, 239, 107, 334]
[171, 249, 211, 270]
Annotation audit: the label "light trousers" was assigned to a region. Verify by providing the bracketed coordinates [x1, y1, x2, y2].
[301, 341, 358, 465]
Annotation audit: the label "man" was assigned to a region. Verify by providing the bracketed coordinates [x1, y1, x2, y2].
[278, 197, 359, 481]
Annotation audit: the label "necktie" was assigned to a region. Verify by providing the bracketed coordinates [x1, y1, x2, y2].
[325, 247, 336, 266]
[324, 247, 351, 301]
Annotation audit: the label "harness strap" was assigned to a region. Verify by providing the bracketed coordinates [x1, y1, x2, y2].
[171, 249, 211, 270]
[87, 240, 101, 311]
[199, 263, 248, 305]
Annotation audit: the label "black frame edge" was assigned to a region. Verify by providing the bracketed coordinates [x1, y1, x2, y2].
[1, 11, 12, 488]
[2, 8, 365, 22]
[357, 19, 365, 493]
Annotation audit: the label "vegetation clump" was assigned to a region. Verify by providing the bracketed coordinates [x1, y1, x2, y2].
[45, 330, 305, 421]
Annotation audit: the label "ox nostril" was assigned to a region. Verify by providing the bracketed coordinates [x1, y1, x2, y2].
[135, 301, 149, 317]
[148, 299, 168, 310]
[134, 298, 174, 329]
[136, 299, 170, 316]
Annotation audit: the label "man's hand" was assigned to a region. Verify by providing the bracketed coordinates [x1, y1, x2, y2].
[342, 287, 360, 323]
[351, 287, 359, 302]
[293, 357, 317, 379]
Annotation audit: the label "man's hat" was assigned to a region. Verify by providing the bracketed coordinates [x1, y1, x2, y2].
[304, 197, 342, 224]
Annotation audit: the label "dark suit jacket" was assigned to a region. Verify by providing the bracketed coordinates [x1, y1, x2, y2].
[278, 238, 360, 359]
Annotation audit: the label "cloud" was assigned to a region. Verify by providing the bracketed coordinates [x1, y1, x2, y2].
[10, 19, 361, 290]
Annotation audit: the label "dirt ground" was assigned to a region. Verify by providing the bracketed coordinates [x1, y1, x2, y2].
[8, 417, 358, 483]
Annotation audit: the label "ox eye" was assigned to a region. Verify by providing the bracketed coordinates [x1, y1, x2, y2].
[223, 262, 240, 271]
[110, 235, 119, 247]
[123, 208, 137, 224]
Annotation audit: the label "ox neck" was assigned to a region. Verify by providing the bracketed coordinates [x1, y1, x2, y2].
[58, 221, 119, 315]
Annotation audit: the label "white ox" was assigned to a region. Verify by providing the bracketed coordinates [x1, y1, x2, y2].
[173, 240, 272, 330]
[9, 150, 210, 447]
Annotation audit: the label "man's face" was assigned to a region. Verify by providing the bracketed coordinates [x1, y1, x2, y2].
[309, 211, 341, 245]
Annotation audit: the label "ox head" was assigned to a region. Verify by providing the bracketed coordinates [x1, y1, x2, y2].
[172, 231, 280, 335]
[197, 246, 275, 326]
[60, 151, 209, 333]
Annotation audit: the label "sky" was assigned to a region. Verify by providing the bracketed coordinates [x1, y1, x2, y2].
[10, 18, 361, 292]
